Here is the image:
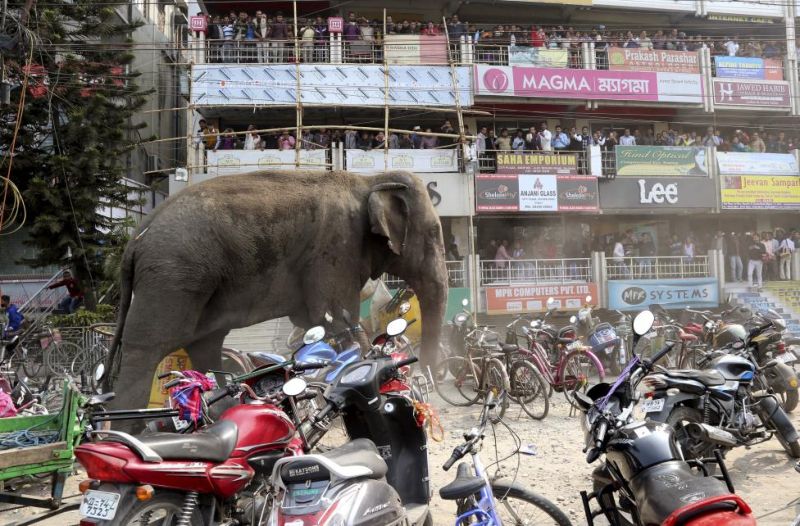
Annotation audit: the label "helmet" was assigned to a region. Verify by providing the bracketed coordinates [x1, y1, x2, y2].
[713, 323, 747, 349]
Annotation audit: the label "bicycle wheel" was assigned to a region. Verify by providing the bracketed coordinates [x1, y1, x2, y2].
[44, 341, 83, 376]
[21, 345, 45, 379]
[560, 350, 604, 410]
[71, 342, 108, 376]
[485, 357, 509, 423]
[509, 359, 549, 420]
[491, 482, 573, 526]
[432, 356, 480, 407]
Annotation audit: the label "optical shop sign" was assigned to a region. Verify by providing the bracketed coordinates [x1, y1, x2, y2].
[486, 283, 599, 314]
[476, 174, 598, 212]
[607, 278, 719, 311]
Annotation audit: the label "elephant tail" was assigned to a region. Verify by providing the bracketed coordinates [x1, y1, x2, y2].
[105, 243, 136, 390]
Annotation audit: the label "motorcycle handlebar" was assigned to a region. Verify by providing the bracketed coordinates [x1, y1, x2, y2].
[163, 378, 183, 389]
[293, 362, 327, 372]
[749, 322, 772, 338]
[207, 386, 232, 406]
[650, 342, 676, 366]
[395, 356, 419, 369]
[314, 401, 336, 423]
[594, 420, 608, 449]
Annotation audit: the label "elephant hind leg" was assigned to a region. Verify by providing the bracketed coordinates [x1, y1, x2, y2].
[185, 329, 228, 379]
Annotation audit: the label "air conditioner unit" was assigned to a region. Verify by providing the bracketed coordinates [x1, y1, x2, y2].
[146, 154, 160, 173]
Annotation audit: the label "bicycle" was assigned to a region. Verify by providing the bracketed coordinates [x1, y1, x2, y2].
[439, 391, 573, 526]
[433, 325, 510, 422]
[507, 315, 605, 410]
[494, 339, 550, 420]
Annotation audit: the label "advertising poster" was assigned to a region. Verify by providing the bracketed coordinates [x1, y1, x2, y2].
[345, 149, 458, 173]
[713, 79, 790, 108]
[486, 283, 598, 314]
[608, 48, 700, 74]
[508, 46, 569, 68]
[713, 56, 783, 81]
[496, 152, 578, 175]
[607, 278, 719, 310]
[476, 175, 598, 212]
[474, 64, 703, 103]
[615, 146, 708, 176]
[716, 152, 799, 176]
[384, 35, 448, 65]
[720, 175, 800, 209]
[207, 149, 327, 176]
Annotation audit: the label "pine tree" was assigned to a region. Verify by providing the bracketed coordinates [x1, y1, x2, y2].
[1, 0, 150, 308]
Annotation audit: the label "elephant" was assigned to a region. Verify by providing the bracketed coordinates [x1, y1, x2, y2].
[105, 169, 448, 414]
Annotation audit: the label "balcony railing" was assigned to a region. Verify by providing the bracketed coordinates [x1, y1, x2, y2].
[480, 258, 592, 286]
[383, 260, 467, 289]
[606, 255, 710, 280]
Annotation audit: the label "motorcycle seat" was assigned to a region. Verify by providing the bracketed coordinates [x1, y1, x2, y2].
[277, 438, 387, 484]
[631, 460, 732, 525]
[439, 462, 485, 501]
[135, 419, 238, 463]
[662, 369, 726, 386]
[501, 344, 519, 354]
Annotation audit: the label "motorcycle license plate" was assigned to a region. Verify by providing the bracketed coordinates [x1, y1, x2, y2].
[642, 398, 665, 413]
[80, 490, 120, 521]
[777, 353, 796, 364]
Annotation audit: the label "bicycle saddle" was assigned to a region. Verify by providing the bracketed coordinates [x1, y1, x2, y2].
[439, 462, 485, 501]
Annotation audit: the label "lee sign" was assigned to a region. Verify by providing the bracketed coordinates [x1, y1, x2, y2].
[607, 278, 719, 310]
[599, 176, 716, 211]
[486, 283, 598, 314]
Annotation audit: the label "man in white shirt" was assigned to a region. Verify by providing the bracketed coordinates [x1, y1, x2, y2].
[724, 37, 739, 57]
[476, 127, 487, 155]
[763, 231, 779, 281]
[619, 129, 636, 146]
[779, 234, 795, 280]
[537, 122, 552, 151]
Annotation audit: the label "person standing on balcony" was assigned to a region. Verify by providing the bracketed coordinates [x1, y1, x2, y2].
[343, 12, 361, 42]
[213, 128, 237, 151]
[750, 131, 766, 153]
[731, 136, 747, 152]
[619, 129, 636, 146]
[537, 122, 552, 151]
[669, 234, 682, 256]
[398, 133, 413, 149]
[420, 129, 438, 149]
[495, 240, 512, 279]
[300, 20, 315, 63]
[702, 127, 720, 148]
[612, 235, 630, 278]
[779, 233, 796, 280]
[552, 126, 570, 152]
[568, 127, 583, 151]
[448, 15, 466, 41]
[256, 13, 270, 63]
[278, 130, 295, 150]
[221, 16, 235, 62]
[270, 12, 290, 63]
[683, 236, 695, 263]
[315, 129, 331, 150]
[639, 129, 655, 146]
[495, 128, 511, 151]
[639, 31, 653, 50]
[748, 233, 766, 288]
[530, 26, 546, 48]
[244, 125, 263, 150]
[623, 31, 639, 49]
[313, 16, 328, 62]
[512, 130, 526, 151]
[763, 231, 778, 281]
[476, 127, 488, 156]
[763, 41, 780, 59]
[727, 232, 744, 282]
[638, 233, 656, 278]
[422, 22, 440, 36]
[724, 37, 739, 57]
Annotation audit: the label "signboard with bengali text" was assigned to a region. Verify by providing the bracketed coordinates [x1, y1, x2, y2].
[486, 283, 598, 314]
[608, 48, 700, 74]
[615, 146, 708, 176]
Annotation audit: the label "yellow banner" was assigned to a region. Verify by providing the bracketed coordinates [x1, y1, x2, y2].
[148, 349, 193, 408]
[721, 175, 800, 209]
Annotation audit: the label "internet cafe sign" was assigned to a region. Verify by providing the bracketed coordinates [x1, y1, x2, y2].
[599, 176, 716, 211]
[615, 146, 708, 177]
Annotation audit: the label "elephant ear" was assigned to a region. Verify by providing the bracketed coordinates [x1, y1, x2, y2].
[368, 182, 409, 256]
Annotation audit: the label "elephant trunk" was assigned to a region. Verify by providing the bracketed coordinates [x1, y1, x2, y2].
[411, 257, 448, 371]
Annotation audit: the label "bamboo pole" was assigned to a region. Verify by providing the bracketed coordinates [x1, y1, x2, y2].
[293, 1, 302, 168]
[382, 7, 389, 171]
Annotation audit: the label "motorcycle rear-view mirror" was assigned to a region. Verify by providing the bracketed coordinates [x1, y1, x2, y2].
[633, 310, 655, 336]
[546, 297, 556, 310]
[93, 362, 106, 383]
[283, 377, 308, 397]
[386, 318, 408, 338]
[303, 326, 326, 345]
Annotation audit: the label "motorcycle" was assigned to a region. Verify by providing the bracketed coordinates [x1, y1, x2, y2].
[577, 310, 756, 526]
[642, 321, 800, 461]
[269, 354, 432, 526]
[75, 359, 324, 525]
[572, 296, 627, 375]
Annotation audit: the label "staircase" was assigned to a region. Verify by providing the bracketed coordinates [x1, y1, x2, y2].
[724, 282, 800, 335]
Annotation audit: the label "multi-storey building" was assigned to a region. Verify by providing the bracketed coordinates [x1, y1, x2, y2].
[175, 0, 800, 323]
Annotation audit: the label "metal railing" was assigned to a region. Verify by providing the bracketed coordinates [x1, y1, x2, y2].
[382, 260, 466, 289]
[480, 258, 592, 285]
[201, 38, 381, 64]
[606, 255, 710, 280]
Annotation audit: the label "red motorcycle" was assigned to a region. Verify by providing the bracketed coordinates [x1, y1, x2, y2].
[75, 360, 322, 525]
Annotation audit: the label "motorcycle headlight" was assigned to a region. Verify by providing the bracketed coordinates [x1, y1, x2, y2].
[399, 302, 411, 315]
[454, 313, 468, 326]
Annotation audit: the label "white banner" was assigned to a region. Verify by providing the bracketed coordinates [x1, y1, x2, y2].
[345, 149, 459, 174]
[716, 152, 799, 176]
[206, 150, 328, 177]
[416, 173, 472, 217]
[518, 174, 558, 211]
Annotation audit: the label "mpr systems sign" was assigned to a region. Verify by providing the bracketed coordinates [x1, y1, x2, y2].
[607, 278, 719, 310]
[599, 176, 715, 211]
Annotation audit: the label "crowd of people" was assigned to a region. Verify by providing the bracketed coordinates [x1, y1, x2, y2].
[720, 230, 798, 288]
[194, 120, 465, 152]
[195, 9, 793, 64]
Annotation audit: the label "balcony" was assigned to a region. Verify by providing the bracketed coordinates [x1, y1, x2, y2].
[606, 255, 712, 280]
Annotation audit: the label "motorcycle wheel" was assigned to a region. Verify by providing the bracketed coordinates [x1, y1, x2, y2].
[773, 424, 800, 458]
[592, 478, 635, 526]
[116, 492, 204, 525]
[666, 407, 716, 461]
[779, 388, 799, 413]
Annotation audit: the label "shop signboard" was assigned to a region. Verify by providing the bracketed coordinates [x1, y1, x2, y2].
[496, 152, 578, 175]
[716, 152, 799, 176]
[714, 56, 784, 81]
[607, 278, 719, 311]
[473, 64, 703, 103]
[508, 46, 569, 68]
[720, 175, 800, 209]
[189, 16, 207, 32]
[712, 79, 790, 108]
[476, 174, 598, 212]
[345, 149, 458, 173]
[486, 283, 598, 314]
[607, 48, 700, 74]
[417, 173, 473, 217]
[615, 146, 708, 176]
[599, 176, 716, 210]
[384, 35, 448, 65]
[207, 150, 327, 176]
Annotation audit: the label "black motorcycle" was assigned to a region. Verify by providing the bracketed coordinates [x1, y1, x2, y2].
[576, 310, 756, 526]
[643, 321, 800, 460]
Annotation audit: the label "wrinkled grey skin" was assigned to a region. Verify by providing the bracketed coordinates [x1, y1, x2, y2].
[105, 170, 447, 414]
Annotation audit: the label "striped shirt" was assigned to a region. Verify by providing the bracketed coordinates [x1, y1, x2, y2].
[222, 24, 234, 40]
